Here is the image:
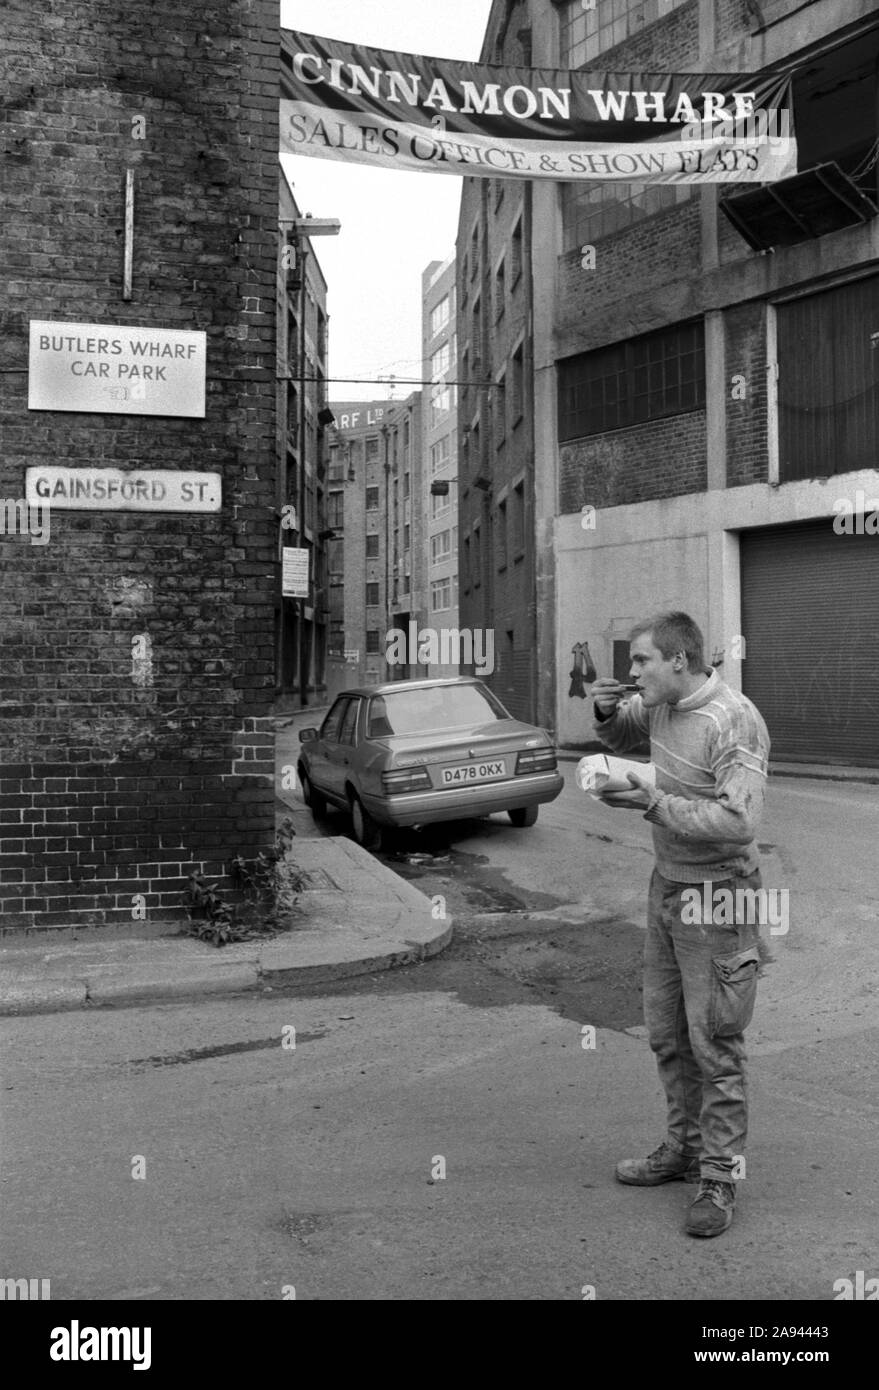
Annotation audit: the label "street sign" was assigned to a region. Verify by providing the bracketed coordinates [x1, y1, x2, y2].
[25, 466, 221, 512]
[28, 320, 206, 417]
[282, 547, 310, 597]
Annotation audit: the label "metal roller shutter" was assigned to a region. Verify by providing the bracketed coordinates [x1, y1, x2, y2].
[740, 520, 879, 764]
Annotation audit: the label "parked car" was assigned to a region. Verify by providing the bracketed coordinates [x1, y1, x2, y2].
[297, 676, 564, 849]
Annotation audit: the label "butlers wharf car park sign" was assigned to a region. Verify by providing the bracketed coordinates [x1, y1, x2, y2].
[28, 321, 206, 417]
[280, 30, 797, 184]
[25, 467, 222, 513]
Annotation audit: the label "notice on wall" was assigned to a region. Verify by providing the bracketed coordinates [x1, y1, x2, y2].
[282, 547, 310, 597]
[25, 467, 222, 512]
[28, 321, 206, 417]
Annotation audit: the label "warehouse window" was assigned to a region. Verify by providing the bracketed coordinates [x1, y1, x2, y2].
[562, 181, 693, 249]
[366, 534, 379, 559]
[366, 629, 380, 654]
[365, 485, 380, 510]
[558, 319, 705, 441]
[559, 0, 688, 68]
[366, 582, 380, 607]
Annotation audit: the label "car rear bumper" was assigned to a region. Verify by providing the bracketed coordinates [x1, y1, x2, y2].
[361, 770, 565, 827]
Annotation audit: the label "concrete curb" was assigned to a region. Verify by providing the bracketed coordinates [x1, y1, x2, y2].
[0, 838, 453, 1018]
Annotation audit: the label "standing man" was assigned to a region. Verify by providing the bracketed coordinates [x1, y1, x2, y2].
[592, 612, 770, 1238]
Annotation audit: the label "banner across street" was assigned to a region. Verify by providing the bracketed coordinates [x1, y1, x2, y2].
[280, 29, 796, 184]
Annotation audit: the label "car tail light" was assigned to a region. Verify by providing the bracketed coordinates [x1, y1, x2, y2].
[515, 747, 557, 774]
[381, 766, 432, 794]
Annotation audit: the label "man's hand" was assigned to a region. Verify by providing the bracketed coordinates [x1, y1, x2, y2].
[600, 771, 653, 811]
[592, 677, 632, 718]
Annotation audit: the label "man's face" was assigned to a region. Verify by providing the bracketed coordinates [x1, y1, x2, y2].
[629, 632, 683, 707]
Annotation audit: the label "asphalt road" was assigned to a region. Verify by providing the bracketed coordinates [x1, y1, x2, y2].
[1, 765, 877, 1300]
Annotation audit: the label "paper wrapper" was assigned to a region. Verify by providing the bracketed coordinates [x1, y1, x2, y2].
[575, 754, 656, 798]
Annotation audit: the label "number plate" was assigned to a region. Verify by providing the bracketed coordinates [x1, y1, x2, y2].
[442, 760, 506, 785]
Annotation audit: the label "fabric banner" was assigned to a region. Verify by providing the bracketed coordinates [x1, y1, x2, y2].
[280, 30, 796, 184]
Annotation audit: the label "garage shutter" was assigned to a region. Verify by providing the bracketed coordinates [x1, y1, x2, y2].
[740, 519, 879, 764]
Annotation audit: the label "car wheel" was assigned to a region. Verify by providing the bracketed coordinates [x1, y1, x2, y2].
[299, 767, 327, 820]
[349, 792, 382, 851]
[508, 805, 538, 828]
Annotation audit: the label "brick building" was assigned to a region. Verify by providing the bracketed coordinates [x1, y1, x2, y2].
[0, 0, 282, 933]
[469, 0, 879, 762]
[276, 168, 331, 705]
[457, 1, 538, 722]
[326, 394, 425, 692]
[422, 256, 460, 678]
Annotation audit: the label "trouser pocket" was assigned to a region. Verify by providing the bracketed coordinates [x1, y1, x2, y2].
[710, 945, 760, 1038]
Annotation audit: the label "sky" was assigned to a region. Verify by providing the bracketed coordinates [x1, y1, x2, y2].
[279, 0, 495, 402]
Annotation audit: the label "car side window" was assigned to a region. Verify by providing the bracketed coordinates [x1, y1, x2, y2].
[338, 698, 360, 746]
[320, 698, 348, 743]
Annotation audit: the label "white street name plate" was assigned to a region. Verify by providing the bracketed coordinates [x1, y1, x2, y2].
[25, 467, 222, 512]
[28, 320, 206, 417]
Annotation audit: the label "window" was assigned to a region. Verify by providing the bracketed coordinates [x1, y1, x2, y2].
[366, 582, 380, 606]
[366, 534, 379, 559]
[462, 534, 470, 591]
[366, 629, 380, 654]
[563, 181, 692, 249]
[511, 218, 523, 285]
[431, 577, 452, 612]
[778, 274, 879, 482]
[431, 382, 451, 426]
[431, 530, 451, 565]
[512, 482, 525, 557]
[559, 0, 688, 68]
[328, 491, 344, 528]
[471, 297, 482, 366]
[320, 697, 348, 741]
[494, 259, 506, 322]
[558, 319, 705, 441]
[403, 473, 410, 499]
[452, 525, 458, 554]
[365, 436, 379, 462]
[497, 498, 508, 569]
[403, 523, 410, 550]
[431, 488, 451, 519]
[366, 485, 380, 510]
[495, 374, 506, 447]
[367, 681, 507, 736]
[430, 434, 452, 474]
[430, 295, 450, 337]
[431, 342, 450, 378]
[339, 697, 360, 745]
[512, 345, 525, 424]
[470, 222, 479, 273]
[473, 523, 481, 587]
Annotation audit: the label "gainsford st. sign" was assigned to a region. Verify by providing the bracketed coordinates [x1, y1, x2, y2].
[25, 467, 222, 513]
[28, 320, 206, 417]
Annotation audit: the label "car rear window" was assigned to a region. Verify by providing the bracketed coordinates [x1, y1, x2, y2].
[367, 684, 508, 737]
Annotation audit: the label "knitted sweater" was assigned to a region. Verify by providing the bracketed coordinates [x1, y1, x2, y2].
[593, 669, 770, 883]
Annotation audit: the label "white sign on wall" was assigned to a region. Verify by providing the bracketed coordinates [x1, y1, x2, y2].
[25, 467, 222, 512]
[282, 547, 310, 597]
[28, 320, 206, 417]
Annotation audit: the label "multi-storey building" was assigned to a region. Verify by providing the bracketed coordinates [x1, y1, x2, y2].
[422, 257, 460, 677]
[277, 167, 331, 707]
[469, 0, 879, 764]
[457, 6, 537, 722]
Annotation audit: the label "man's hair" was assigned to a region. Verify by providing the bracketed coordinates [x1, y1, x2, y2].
[629, 611, 706, 673]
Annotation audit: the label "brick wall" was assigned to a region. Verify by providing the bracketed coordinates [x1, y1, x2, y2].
[725, 300, 769, 487]
[0, 0, 280, 934]
[559, 412, 707, 514]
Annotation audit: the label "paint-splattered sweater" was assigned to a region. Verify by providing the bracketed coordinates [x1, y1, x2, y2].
[593, 669, 770, 883]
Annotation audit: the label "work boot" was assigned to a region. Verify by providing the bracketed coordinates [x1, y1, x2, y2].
[615, 1141, 701, 1186]
[685, 1179, 736, 1237]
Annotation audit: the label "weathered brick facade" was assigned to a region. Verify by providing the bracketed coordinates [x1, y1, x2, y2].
[0, 0, 280, 933]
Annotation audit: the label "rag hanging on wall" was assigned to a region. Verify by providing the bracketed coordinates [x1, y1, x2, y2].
[568, 641, 597, 698]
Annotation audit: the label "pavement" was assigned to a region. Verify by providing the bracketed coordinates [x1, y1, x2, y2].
[2, 692, 876, 1018]
[0, 699, 451, 1017]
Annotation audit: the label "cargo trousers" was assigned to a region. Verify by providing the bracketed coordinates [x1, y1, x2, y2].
[643, 868, 766, 1183]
